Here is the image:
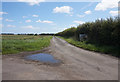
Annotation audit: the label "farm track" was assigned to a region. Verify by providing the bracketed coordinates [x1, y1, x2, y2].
[2, 37, 118, 80]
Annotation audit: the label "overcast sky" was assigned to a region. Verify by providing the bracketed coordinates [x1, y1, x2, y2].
[0, 0, 119, 34]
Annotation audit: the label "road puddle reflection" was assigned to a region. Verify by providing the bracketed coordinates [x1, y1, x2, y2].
[25, 53, 60, 64]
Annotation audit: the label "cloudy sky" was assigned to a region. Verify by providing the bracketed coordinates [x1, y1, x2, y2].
[0, 0, 119, 34]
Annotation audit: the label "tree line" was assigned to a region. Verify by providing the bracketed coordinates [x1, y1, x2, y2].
[56, 17, 120, 46]
[1, 33, 55, 36]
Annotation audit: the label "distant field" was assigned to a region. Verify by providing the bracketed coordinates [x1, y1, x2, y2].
[2, 35, 52, 55]
[58, 36, 120, 57]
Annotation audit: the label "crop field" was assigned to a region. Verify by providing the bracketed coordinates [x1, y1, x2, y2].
[2, 35, 52, 55]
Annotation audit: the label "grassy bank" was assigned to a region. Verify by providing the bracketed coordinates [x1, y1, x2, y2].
[2, 35, 53, 55]
[58, 36, 120, 57]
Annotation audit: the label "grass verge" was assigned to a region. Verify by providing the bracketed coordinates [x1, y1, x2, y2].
[58, 36, 120, 57]
[2, 35, 53, 55]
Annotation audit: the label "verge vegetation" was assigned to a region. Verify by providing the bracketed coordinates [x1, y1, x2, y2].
[58, 36, 120, 57]
[56, 17, 120, 57]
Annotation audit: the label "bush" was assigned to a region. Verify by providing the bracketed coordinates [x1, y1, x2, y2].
[57, 17, 120, 46]
[56, 27, 76, 38]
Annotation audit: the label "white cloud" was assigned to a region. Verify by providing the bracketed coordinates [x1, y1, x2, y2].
[84, 10, 91, 14]
[63, 28, 68, 30]
[0, 17, 3, 20]
[33, 15, 39, 17]
[5, 19, 14, 22]
[22, 25, 34, 29]
[25, 20, 32, 23]
[77, 10, 91, 18]
[18, 0, 45, 6]
[98, 18, 102, 20]
[23, 16, 27, 18]
[53, 6, 73, 14]
[95, 0, 119, 11]
[73, 21, 85, 25]
[0, 12, 8, 15]
[36, 19, 53, 23]
[109, 10, 118, 16]
[70, 24, 77, 27]
[7, 25, 16, 27]
[36, 19, 41, 23]
[77, 14, 85, 18]
[22, 25, 35, 29]
[42, 20, 53, 23]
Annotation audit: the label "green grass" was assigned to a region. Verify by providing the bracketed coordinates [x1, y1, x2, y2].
[58, 36, 120, 57]
[2, 35, 53, 55]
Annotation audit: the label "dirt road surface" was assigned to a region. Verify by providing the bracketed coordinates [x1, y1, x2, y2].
[2, 37, 118, 80]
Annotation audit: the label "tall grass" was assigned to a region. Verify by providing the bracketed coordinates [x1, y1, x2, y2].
[2, 35, 52, 55]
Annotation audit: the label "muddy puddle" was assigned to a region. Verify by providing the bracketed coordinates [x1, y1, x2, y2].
[25, 53, 61, 64]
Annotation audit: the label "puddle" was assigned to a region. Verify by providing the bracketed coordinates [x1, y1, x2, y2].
[25, 53, 61, 64]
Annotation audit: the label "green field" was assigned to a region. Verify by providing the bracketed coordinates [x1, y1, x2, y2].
[2, 35, 52, 55]
[58, 36, 120, 57]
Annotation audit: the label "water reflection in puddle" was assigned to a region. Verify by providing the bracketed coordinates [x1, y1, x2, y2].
[25, 53, 60, 63]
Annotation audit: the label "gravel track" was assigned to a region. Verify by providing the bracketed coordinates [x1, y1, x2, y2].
[2, 37, 118, 80]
